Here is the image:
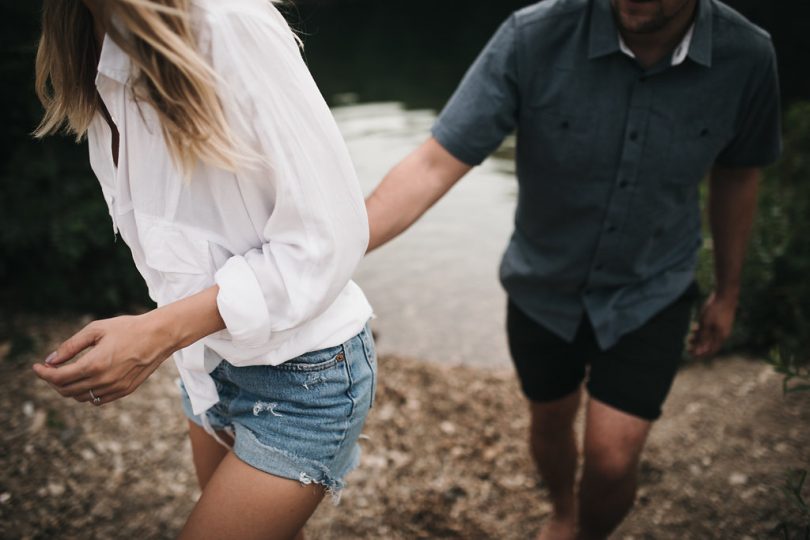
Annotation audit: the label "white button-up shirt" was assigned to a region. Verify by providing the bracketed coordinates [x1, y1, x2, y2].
[87, 0, 373, 415]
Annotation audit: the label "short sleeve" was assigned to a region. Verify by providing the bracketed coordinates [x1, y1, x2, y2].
[431, 15, 520, 166]
[715, 40, 782, 168]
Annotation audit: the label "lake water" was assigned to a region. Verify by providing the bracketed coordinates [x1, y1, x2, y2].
[333, 103, 518, 367]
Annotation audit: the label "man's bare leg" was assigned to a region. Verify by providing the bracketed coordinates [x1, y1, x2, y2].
[531, 388, 583, 540]
[577, 398, 652, 540]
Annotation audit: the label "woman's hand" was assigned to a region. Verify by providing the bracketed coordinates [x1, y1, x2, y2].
[32, 312, 179, 406]
[32, 286, 226, 406]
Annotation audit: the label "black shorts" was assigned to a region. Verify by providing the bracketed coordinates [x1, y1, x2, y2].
[506, 284, 699, 421]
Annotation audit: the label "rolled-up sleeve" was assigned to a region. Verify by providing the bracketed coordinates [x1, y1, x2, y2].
[207, 3, 369, 348]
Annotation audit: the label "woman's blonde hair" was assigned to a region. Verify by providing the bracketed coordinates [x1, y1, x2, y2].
[34, 0, 247, 173]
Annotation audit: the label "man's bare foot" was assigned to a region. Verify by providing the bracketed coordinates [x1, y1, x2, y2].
[537, 513, 577, 540]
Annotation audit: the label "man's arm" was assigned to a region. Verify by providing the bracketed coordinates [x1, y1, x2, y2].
[366, 137, 473, 252]
[689, 165, 761, 358]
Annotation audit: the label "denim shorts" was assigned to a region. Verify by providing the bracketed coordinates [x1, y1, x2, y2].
[178, 325, 376, 498]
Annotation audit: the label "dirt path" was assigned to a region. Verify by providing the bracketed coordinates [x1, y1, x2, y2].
[1, 320, 807, 539]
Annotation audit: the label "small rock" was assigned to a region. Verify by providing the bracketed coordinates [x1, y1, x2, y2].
[46, 483, 65, 497]
[0, 493, 11, 504]
[439, 421, 456, 435]
[405, 399, 421, 411]
[29, 411, 46, 434]
[80, 448, 96, 461]
[364, 455, 386, 469]
[388, 450, 410, 467]
[376, 403, 396, 422]
[729, 473, 748, 486]
[107, 441, 123, 454]
[689, 464, 702, 476]
[22, 402, 34, 417]
[701, 456, 712, 467]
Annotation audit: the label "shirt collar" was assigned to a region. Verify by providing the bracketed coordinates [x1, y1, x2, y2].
[589, 0, 713, 68]
[618, 22, 695, 66]
[95, 32, 133, 86]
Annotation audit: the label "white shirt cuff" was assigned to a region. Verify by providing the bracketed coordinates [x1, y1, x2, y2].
[214, 255, 272, 348]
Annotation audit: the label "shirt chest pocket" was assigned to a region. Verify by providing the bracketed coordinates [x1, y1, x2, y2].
[136, 212, 218, 304]
[666, 117, 734, 185]
[518, 107, 598, 180]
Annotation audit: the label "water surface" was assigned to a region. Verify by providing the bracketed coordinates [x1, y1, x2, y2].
[334, 103, 517, 367]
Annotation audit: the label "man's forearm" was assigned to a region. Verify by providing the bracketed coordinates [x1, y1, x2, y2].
[366, 138, 472, 252]
[708, 166, 761, 301]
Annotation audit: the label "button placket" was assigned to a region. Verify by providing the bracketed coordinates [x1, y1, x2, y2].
[584, 79, 653, 290]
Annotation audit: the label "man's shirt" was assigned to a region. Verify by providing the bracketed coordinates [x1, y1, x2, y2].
[432, 0, 782, 349]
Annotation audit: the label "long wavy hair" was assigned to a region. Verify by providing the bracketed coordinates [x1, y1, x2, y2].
[34, 0, 249, 173]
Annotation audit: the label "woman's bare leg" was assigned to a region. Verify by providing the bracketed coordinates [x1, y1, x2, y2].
[187, 420, 232, 490]
[179, 452, 325, 540]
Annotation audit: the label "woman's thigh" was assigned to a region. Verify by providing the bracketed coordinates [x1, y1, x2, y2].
[179, 452, 324, 540]
[187, 420, 233, 490]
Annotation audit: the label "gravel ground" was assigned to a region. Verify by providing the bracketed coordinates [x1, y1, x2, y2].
[1, 319, 808, 539]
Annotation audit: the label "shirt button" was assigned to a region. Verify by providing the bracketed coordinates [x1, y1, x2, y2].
[619, 179, 630, 188]
[629, 131, 639, 142]
[607, 225, 617, 233]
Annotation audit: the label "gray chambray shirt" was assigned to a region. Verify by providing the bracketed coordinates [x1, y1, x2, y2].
[431, 0, 782, 349]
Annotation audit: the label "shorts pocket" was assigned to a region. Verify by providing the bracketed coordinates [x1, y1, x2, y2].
[271, 344, 347, 372]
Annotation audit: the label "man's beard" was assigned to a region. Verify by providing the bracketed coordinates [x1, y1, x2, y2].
[612, 0, 694, 34]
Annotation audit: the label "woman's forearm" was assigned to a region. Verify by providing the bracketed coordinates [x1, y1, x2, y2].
[147, 285, 226, 355]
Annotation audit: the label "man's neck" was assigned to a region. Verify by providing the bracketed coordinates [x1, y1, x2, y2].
[619, 0, 698, 69]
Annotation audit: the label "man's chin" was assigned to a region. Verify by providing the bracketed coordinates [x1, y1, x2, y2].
[616, 14, 668, 34]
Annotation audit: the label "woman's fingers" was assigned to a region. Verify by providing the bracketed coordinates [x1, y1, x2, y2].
[46, 322, 104, 367]
[33, 358, 92, 388]
[64, 363, 143, 401]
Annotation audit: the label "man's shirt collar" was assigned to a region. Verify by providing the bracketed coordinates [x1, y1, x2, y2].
[589, 0, 713, 68]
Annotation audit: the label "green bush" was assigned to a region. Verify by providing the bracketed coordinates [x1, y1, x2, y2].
[0, 2, 149, 320]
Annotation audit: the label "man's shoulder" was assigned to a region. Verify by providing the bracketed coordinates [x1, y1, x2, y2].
[711, 0, 773, 53]
[513, 0, 588, 31]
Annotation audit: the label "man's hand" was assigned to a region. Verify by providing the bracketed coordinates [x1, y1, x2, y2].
[689, 292, 738, 359]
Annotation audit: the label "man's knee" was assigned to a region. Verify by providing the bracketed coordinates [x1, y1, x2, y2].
[529, 390, 582, 438]
[582, 446, 640, 486]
